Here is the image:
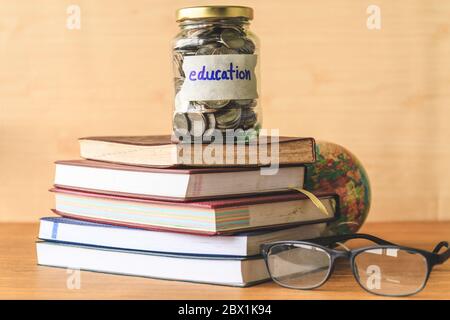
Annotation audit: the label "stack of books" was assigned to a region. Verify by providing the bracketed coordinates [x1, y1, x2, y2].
[36, 135, 339, 286]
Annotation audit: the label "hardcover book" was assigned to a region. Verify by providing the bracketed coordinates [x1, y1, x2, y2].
[51, 187, 339, 235]
[36, 241, 269, 287]
[78, 135, 316, 167]
[54, 160, 307, 201]
[38, 217, 327, 256]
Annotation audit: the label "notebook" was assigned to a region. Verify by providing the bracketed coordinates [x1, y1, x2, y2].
[36, 241, 269, 287]
[38, 217, 326, 256]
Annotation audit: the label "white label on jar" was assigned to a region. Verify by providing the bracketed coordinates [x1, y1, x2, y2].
[179, 54, 258, 102]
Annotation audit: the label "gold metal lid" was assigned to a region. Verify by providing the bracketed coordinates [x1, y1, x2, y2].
[176, 6, 253, 22]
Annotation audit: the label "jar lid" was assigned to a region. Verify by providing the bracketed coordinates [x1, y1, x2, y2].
[176, 6, 253, 22]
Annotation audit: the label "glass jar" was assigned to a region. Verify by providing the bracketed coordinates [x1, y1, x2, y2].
[172, 6, 261, 143]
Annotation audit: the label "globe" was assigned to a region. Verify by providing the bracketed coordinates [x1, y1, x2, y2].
[304, 141, 371, 236]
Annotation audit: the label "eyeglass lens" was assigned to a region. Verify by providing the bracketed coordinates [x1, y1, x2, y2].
[353, 248, 428, 296]
[266, 244, 331, 289]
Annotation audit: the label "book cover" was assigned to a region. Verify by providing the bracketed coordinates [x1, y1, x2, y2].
[78, 135, 316, 167]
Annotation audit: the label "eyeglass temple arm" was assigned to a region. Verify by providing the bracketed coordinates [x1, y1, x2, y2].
[310, 233, 398, 247]
[432, 241, 450, 264]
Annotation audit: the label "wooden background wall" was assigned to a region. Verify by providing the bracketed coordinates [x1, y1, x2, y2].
[1, 0, 449, 222]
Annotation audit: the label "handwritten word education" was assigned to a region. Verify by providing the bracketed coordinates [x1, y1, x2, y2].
[188, 63, 251, 81]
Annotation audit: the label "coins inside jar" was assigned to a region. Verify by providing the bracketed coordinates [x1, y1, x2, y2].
[172, 22, 259, 140]
[215, 108, 242, 129]
[220, 28, 245, 49]
[203, 100, 229, 109]
[173, 112, 189, 132]
[186, 112, 207, 137]
[240, 107, 257, 129]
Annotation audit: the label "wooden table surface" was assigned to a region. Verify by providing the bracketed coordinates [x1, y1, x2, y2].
[0, 221, 449, 300]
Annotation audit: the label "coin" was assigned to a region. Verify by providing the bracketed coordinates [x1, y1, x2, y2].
[206, 113, 216, 128]
[186, 112, 207, 137]
[196, 44, 217, 55]
[173, 113, 189, 132]
[174, 77, 184, 93]
[239, 39, 256, 54]
[189, 101, 217, 113]
[203, 113, 218, 138]
[212, 46, 238, 55]
[240, 108, 257, 129]
[247, 100, 257, 108]
[216, 108, 242, 129]
[234, 99, 253, 106]
[220, 28, 245, 49]
[204, 100, 230, 109]
[173, 52, 184, 74]
[187, 28, 213, 39]
[174, 38, 200, 51]
[175, 48, 197, 56]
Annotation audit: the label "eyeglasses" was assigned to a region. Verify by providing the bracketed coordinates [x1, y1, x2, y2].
[261, 233, 449, 297]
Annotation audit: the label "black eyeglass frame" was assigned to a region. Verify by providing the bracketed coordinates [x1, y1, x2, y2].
[261, 233, 450, 297]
